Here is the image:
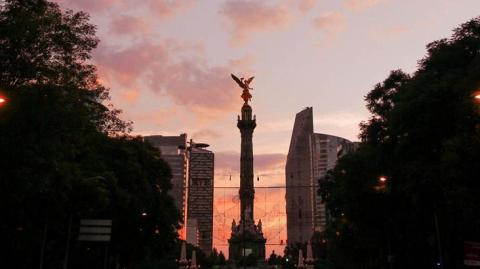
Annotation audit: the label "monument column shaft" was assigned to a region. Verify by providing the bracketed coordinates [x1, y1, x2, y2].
[239, 128, 254, 222]
[237, 103, 256, 223]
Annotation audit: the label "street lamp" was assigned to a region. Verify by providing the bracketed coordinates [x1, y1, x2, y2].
[378, 175, 393, 269]
[374, 176, 388, 192]
[0, 97, 6, 105]
[473, 91, 480, 102]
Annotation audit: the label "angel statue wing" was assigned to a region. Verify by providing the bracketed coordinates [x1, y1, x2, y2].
[245, 76, 255, 87]
[231, 74, 245, 89]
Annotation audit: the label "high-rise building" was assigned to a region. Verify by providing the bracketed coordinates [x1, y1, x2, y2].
[144, 134, 188, 238]
[286, 108, 354, 244]
[187, 145, 214, 254]
[311, 133, 353, 233]
[285, 108, 314, 244]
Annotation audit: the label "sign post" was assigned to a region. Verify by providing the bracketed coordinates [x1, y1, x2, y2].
[79, 219, 112, 269]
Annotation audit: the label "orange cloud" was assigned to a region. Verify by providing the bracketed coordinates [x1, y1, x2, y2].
[120, 88, 141, 104]
[344, 0, 385, 11]
[219, 0, 291, 44]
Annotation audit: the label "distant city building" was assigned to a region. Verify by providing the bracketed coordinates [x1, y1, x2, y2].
[285, 107, 355, 244]
[186, 218, 199, 247]
[187, 145, 214, 254]
[311, 133, 353, 233]
[144, 134, 188, 238]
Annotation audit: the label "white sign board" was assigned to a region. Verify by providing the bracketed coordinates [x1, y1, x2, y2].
[79, 219, 112, 242]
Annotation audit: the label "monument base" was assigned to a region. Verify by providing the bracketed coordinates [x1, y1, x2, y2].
[228, 219, 266, 267]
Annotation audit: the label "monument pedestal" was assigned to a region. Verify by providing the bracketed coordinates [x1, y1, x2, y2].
[228, 219, 266, 266]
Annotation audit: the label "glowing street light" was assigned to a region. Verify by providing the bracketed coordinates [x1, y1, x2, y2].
[473, 91, 480, 101]
[374, 176, 388, 192]
[0, 97, 6, 104]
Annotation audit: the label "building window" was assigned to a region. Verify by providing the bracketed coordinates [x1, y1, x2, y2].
[202, 232, 210, 239]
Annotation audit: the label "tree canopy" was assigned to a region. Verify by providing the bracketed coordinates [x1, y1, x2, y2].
[321, 17, 480, 269]
[0, 1, 181, 268]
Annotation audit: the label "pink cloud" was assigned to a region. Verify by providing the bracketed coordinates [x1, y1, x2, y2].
[94, 42, 168, 86]
[215, 151, 286, 173]
[109, 15, 150, 36]
[219, 0, 291, 44]
[57, 0, 196, 20]
[255, 153, 286, 173]
[312, 11, 346, 42]
[149, 59, 238, 112]
[149, 0, 197, 18]
[56, 0, 121, 13]
[344, 0, 384, 11]
[93, 39, 249, 116]
[313, 12, 346, 31]
[295, 0, 316, 13]
[215, 151, 240, 173]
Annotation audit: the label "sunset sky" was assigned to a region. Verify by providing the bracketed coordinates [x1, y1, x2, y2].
[57, 0, 480, 256]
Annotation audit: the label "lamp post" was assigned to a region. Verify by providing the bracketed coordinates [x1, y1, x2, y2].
[375, 175, 393, 269]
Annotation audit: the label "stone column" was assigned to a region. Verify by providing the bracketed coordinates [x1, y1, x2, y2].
[237, 103, 256, 223]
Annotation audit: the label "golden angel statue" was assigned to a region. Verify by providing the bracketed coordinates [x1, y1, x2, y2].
[231, 74, 255, 104]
